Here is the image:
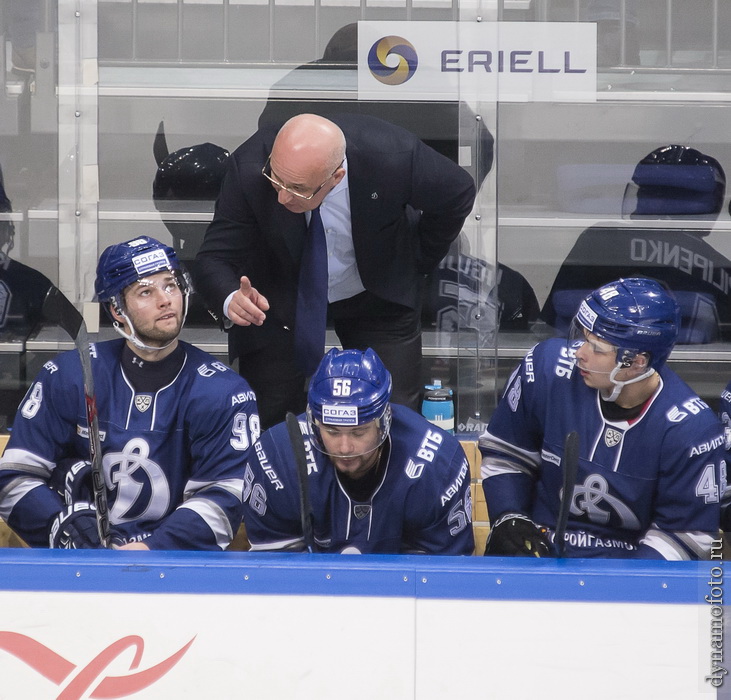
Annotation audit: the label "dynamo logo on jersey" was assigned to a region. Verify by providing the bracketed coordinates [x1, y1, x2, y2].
[132, 249, 170, 277]
[322, 404, 358, 425]
[368, 36, 418, 85]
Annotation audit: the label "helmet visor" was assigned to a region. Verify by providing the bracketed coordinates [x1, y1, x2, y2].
[307, 405, 391, 458]
[113, 268, 191, 315]
[569, 318, 641, 374]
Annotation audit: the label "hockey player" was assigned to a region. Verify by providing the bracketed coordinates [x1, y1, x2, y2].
[481, 277, 724, 559]
[242, 347, 474, 554]
[0, 236, 260, 550]
[0, 165, 54, 428]
[0, 165, 50, 339]
[719, 382, 731, 532]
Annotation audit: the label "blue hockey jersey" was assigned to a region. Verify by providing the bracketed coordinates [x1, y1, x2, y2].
[480, 338, 724, 559]
[720, 380, 731, 442]
[242, 404, 474, 554]
[719, 380, 731, 530]
[0, 339, 259, 549]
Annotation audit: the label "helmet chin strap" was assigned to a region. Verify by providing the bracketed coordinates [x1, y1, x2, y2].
[111, 294, 189, 353]
[602, 363, 656, 402]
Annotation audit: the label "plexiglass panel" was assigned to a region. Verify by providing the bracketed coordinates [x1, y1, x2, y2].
[1, 0, 730, 431]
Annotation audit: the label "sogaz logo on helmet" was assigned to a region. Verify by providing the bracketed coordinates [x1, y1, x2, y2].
[322, 404, 359, 425]
[368, 36, 418, 85]
[132, 248, 170, 276]
[577, 300, 597, 330]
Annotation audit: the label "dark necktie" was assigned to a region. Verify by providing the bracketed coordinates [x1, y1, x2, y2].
[294, 206, 328, 376]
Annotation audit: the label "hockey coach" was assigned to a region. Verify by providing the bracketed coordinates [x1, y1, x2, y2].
[194, 113, 476, 430]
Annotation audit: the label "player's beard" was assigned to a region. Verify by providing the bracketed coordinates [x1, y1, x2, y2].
[331, 444, 382, 480]
[133, 310, 183, 348]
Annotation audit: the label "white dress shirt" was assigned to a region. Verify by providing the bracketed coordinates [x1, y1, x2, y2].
[224, 157, 364, 319]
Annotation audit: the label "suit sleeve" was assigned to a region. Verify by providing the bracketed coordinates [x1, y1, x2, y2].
[408, 138, 477, 273]
[193, 155, 257, 322]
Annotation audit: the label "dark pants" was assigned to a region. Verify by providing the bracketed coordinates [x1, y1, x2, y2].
[239, 291, 422, 431]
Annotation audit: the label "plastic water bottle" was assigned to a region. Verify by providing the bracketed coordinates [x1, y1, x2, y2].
[421, 380, 455, 434]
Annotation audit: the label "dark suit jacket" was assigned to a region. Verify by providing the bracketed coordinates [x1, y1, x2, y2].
[194, 113, 477, 358]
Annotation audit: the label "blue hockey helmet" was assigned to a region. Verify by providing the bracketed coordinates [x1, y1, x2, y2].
[570, 277, 680, 372]
[623, 144, 726, 217]
[95, 236, 190, 304]
[95, 236, 192, 351]
[153, 142, 229, 202]
[307, 348, 393, 454]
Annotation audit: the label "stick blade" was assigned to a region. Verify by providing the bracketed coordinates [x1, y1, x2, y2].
[42, 286, 83, 339]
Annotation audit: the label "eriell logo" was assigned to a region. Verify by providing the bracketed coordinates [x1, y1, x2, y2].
[0, 631, 195, 699]
[440, 49, 588, 73]
[368, 36, 418, 85]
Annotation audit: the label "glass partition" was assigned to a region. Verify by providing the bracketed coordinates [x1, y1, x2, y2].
[0, 0, 729, 432]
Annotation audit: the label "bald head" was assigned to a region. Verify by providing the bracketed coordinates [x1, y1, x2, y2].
[268, 115, 347, 213]
[273, 115, 345, 174]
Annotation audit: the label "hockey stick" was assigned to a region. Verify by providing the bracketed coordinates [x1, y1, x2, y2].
[554, 430, 579, 558]
[42, 286, 111, 548]
[285, 411, 315, 553]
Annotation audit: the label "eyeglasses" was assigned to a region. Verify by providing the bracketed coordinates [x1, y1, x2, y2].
[262, 155, 343, 201]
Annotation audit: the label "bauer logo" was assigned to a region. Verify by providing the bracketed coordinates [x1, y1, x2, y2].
[322, 404, 358, 425]
[367, 36, 418, 85]
[132, 249, 170, 276]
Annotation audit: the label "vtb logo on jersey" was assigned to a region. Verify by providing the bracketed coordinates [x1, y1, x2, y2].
[604, 427, 623, 447]
[135, 394, 152, 412]
[405, 458, 425, 479]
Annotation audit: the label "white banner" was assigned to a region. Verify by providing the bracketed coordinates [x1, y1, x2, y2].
[0, 552, 721, 698]
[0, 592, 713, 699]
[357, 21, 597, 103]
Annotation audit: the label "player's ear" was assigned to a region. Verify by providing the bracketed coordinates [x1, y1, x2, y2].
[631, 353, 650, 370]
[109, 302, 125, 325]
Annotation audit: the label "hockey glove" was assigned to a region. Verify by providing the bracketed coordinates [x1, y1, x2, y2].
[62, 458, 94, 505]
[484, 513, 552, 557]
[49, 502, 103, 549]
